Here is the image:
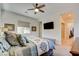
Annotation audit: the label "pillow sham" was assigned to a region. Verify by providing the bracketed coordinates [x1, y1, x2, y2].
[0, 43, 5, 52]
[21, 35, 29, 43]
[0, 33, 10, 51]
[16, 34, 27, 46]
[4, 32, 20, 46]
[17, 34, 29, 46]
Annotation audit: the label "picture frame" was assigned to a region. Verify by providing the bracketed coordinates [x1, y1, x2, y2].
[69, 28, 74, 38]
[4, 24, 15, 31]
[32, 26, 36, 31]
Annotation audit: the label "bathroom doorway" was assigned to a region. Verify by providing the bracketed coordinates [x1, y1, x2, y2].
[61, 12, 75, 49]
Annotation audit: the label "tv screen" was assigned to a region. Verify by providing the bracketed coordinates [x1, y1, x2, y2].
[44, 22, 54, 29]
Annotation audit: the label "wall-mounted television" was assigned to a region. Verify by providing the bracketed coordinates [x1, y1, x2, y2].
[44, 22, 54, 29]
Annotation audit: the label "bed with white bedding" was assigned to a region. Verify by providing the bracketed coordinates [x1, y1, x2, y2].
[0, 32, 55, 56]
[26, 35, 49, 55]
[21, 34, 55, 56]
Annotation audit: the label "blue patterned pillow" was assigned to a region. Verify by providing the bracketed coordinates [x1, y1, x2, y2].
[20, 35, 29, 45]
[0, 34, 10, 51]
[0, 43, 5, 52]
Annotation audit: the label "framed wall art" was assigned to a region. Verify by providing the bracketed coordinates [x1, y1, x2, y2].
[4, 24, 15, 31]
[32, 26, 36, 31]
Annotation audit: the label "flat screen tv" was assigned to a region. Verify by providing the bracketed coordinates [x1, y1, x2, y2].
[44, 22, 54, 29]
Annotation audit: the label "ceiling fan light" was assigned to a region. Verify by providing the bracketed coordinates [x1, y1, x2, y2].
[34, 8, 39, 12]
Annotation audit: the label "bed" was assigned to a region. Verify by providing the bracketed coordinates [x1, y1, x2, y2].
[0, 32, 55, 56]
[20, 34, 55, 56]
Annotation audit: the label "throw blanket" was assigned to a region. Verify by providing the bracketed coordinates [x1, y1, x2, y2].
[9, 46, 31, 56]
[44, 38, 55, 49]
[9, 43, 38, 56]
[26, 36, 49, 55]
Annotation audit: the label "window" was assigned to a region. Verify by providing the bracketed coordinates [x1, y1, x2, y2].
[17, 21, 30, 34]
[17, 27, 30, 34]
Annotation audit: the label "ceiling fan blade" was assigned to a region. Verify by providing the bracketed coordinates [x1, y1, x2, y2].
[38, 4, 45, 8]
[27, 8, 34, 10]
[36, 3, 38, 7]
[39, 9, 44, 13]
[33, 4, 36, 7]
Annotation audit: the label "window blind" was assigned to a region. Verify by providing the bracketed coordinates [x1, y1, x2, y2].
[18, 21, 30, 27]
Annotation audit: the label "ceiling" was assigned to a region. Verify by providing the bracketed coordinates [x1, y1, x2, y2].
[2, 3, 79, 21]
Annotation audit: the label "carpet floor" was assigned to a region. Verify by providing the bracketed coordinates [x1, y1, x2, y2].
[53, 45, 72, 56]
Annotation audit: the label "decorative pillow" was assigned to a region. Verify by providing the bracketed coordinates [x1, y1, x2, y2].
[0, 32, 10, 51]
[0, 43, 5, 52]
[4, 32, 20, 46]
[21, 35, 29, 43]
[16, 34, 29, 46]
[16, 34, 26, 46]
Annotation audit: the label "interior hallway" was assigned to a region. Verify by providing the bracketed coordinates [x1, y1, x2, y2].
[53, 12, 75, 56]
[61, 12, 75, 49]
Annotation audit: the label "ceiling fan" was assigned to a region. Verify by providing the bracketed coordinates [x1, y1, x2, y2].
[27, 3, 45, 14]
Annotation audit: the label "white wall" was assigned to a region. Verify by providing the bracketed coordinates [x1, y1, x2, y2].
[42, 15, 61, 44]
[0, 10, 40, 37]
[0, 8, 1, 20]
[74, 12, 79, 38]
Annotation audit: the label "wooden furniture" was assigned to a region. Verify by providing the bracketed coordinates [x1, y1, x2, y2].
[70, 37, 79, 56]
[70, 51, 79, 56]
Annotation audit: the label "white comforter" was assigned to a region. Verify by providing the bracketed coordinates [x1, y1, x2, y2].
[27, 36, 49, 55]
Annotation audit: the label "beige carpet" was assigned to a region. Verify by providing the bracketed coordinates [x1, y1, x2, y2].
[53, 45, 72, 56]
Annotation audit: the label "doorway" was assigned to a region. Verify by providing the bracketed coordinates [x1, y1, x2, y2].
[61, 12, 75, 49]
